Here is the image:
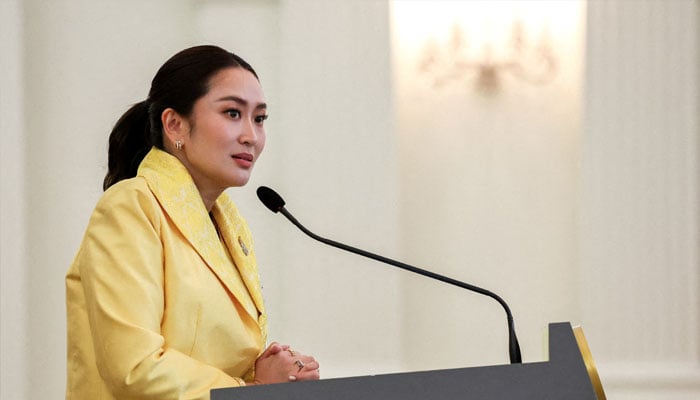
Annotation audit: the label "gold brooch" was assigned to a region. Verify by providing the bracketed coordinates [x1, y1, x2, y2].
[238, 236, 249, 256]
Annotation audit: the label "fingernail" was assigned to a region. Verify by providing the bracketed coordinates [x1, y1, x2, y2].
[288, 376, 297, 382]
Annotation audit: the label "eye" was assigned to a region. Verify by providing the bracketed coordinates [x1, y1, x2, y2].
[225, 109, 241, 119]
[255, 114, 269, 125]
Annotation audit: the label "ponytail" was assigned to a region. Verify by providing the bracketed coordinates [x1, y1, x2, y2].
[102, 45, 259, 191]
[103, 101, 152, 191]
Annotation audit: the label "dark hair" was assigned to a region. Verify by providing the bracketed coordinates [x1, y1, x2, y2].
[103, 45, 259, 190]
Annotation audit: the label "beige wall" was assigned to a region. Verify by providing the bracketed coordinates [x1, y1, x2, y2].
[1, 1, 698, 399]
[392, 0, 585, 370]
[582, 2, 700, 399]
[1, 1, 28, 399]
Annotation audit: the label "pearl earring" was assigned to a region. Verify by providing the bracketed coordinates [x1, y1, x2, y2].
[175, 140, 183, 150]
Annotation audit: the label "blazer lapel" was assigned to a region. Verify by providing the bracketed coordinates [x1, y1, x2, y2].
[137, 148, 262, 324]
[211, 199, 265, 318]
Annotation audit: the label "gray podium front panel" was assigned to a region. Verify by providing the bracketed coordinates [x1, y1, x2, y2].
[212, 322, 598, 400]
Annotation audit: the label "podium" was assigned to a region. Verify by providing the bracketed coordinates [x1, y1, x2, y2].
[212, 322, 605, 400]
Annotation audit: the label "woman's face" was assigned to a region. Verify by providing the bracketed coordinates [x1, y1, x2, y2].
[179, 67, 267, 196]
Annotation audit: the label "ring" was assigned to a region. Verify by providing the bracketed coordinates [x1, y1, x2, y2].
[294, 359, 305, 372]
[287, 349, 296, 356]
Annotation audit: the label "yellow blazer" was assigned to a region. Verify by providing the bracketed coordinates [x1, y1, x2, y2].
[66, 148, 267, 399]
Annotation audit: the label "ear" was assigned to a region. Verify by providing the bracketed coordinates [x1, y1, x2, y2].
[161, 108, 189, 149]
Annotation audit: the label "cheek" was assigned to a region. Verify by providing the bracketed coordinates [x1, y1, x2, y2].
[256, 133, 267, 155]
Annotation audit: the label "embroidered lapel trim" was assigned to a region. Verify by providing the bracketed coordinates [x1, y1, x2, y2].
[137, 148, 264, 322]
[211, 198, 265, 317]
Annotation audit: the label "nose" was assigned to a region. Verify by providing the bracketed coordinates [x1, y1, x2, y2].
[239, 117, 258, 146]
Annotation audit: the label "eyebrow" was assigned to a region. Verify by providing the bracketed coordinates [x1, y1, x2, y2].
[216, 95, 267, 110]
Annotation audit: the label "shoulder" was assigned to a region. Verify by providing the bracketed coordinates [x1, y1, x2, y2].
[72, 177, 164, 273]
[92, 177, 162, 225]
[100, 177, 154, 204]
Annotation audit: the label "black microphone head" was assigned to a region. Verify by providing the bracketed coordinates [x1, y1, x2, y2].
[257, 186, 286, 213]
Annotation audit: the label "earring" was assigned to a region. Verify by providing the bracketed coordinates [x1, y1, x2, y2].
[175, 140, 183, 150]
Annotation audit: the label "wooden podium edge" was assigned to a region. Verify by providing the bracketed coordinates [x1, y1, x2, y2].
[572, 325, 607, 400]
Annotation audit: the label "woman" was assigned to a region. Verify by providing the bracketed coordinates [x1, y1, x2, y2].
[66, 45, 319, 399]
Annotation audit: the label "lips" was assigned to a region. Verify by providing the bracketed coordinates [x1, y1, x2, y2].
[232, 153, 253, 162]
[232, 153, 254, 168]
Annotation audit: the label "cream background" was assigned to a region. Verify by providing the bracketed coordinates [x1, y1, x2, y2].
[1, 1, 698, 399]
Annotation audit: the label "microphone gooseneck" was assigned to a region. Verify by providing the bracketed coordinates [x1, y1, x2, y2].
[256, 186, 522, 364]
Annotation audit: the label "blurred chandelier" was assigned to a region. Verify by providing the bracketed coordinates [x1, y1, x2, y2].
[418, 21, 557, 93]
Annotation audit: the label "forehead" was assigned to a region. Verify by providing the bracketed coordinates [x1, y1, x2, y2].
[205, 67, 265, 104]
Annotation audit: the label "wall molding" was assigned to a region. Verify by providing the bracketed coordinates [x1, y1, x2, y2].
[583, 1, 700, 398]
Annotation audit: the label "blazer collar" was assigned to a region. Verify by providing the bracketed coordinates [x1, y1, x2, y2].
[137, 147, 265, 320]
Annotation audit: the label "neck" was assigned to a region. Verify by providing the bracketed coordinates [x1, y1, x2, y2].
[192, 182, 223, 212]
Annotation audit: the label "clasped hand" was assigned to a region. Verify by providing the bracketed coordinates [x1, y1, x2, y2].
[251, 342, 320, 385]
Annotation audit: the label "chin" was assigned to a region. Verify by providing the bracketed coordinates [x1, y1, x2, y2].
[229, 176, 251, 188]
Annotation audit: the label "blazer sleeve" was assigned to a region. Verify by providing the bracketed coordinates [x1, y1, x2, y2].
[76, 182, 244, 399]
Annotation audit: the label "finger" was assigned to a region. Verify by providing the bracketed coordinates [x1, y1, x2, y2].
[292, 359, 306, 373]
[300, 360, 320, 371]
[297, 355, 316, 365]
[284, 347, 303, 356]
[260, 342, 284, 358]
[268, 343, 290, 355]
[294, 369, 321, 381]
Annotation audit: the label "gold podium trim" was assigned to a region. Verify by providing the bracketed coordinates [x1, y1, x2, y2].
[572, 325, 607, 400]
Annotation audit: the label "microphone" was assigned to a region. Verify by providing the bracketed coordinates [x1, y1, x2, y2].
[256, 186, 522, 364]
